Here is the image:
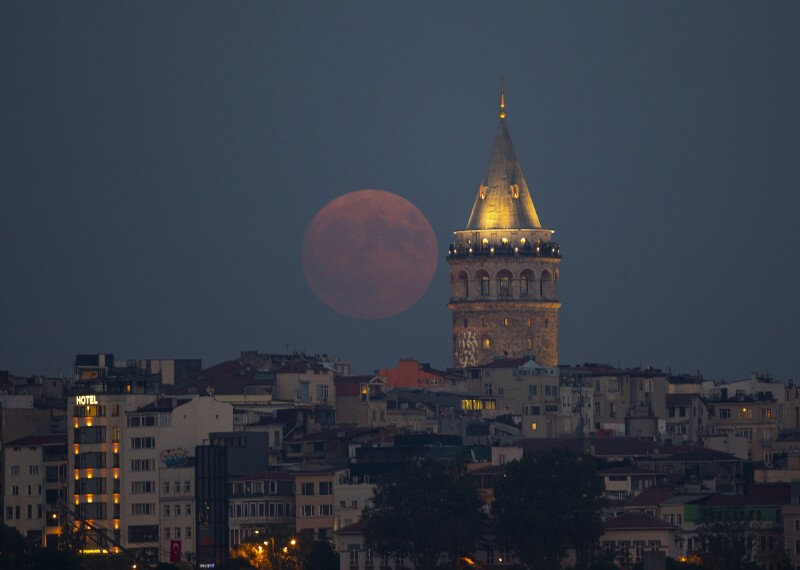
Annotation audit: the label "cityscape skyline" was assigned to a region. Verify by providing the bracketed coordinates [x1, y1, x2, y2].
[2, 3, 799, 381]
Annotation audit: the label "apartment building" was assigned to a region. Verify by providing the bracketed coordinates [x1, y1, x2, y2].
[2, 434, 67, 546]
[227, 471, 295, 547]
[294, 469, 336, 541]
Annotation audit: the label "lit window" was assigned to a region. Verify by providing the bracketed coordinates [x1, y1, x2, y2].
[482, 338, 491, 350]
[481, 238, 489, 246]
[526, 338, 533, 351]
[480, 275, 490, 296]
[503, 317, 509, 327]
[531, 422, 537, 431]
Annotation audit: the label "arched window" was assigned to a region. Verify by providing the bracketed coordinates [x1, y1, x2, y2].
[475, 271, 490, 296]
[519, 270, 535, 298]
[457, 271, 469, 299]
[526, 338, 533, 351]
[482, 338, 491, 350]
[540, 270, 553, 299]
[503, 317, 509, 327]
[497, 270, 512, 297]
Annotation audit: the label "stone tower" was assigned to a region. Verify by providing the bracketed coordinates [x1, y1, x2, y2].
[448, 84, 561, 368]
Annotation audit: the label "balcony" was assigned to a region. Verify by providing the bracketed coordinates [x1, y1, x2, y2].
[447, 240, 561, 260]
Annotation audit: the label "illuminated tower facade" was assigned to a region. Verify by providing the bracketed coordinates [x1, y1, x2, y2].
[448, 84, 561, 368]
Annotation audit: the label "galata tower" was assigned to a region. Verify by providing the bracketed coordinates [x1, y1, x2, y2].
[448, 83, 561, 368]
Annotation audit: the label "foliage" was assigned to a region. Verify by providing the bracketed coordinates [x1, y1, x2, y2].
[298, 540, 338, 570]
[362, 459, 485, 570]
[229, 536, 301, 570]
[492, 450, 605, 570]
[0, 523, 84, 570]
[694, 518, 763, 570]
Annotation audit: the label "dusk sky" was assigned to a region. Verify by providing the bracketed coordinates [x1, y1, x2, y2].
[2, 3, 798, 381]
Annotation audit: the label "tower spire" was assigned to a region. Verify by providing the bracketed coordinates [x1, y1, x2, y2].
[499, 78, 506, 120]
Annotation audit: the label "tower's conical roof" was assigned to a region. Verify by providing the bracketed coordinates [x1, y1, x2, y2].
[465, 119, 542, 230]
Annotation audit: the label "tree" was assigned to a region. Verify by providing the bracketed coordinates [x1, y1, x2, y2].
[362, 459, 484, 570]
[299, 540, 338, 570]
[492, 449, 605, 570]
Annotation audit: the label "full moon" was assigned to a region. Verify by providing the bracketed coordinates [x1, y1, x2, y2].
[301, 189, 438, 319]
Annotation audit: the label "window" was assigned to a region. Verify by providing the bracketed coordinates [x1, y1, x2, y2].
[268, 480, 277, 494]
[184, 481, 190, 493]
[482, 338, 491, 350]
[526, 337, 533, 351]
[5, 507, 12, 521]
[10, 466, 19, 476]
[317, 384, 329, 402]
[131, 481, 155, 494]
[131, 503, 155, 516]
[480, 275, 490, 296]
[531, 422, 537, 431]
[29, 466, 39, 476]
[186, 527, 192, 538]
[301, 505, 314, 517]
[164, 481, 170, 494]
[175, 504, 181, 517]
[531, 405, 541, 415]
[679, 406, 686, 417]
[300, 482, 314, 496]
[719, 408, 731, 419]
[111, 404, 120, 416]
[176, 527, 181, 539]
[483, 384, 493, 396]
[762, 408, 773, 419]
[130, 459, 155, 471]
[130, 437, 155, 449]
[528, 385, 537, 397]
[319, 482, 332, 495]
[11, 485, 18, 496]
[320, 504, 332, 516]
[499, 276, 510, 296]
[186, 503, 192, 516]
[349, 544, 360, 566]
[502, 317, 509, 327]
[165, 527, 171, 539]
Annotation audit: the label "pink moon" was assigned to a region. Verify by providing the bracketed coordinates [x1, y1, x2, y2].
[301, 189, 438, 319]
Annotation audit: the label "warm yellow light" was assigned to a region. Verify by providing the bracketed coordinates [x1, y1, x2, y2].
[113, 472, 119, 479]
[290, 538, 297, 546]
[75, 473, 79, 480]
[114, 496, 119, 504]
[114, 521, 119, 529]
[86, 419, 92, 427]
[531, 422, 538, 431]
[742, 408, 747, 413]
[74, 497, 80, 505]
[87, 495, 93, 503]
[282, 546, 288, 553]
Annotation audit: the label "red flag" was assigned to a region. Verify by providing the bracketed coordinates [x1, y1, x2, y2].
[170, 539, 182, 563]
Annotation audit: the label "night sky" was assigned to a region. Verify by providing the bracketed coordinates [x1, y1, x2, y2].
[2, 3, 799, 381]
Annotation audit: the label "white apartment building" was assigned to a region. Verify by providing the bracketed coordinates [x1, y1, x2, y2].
[2, 434, 67, 547]
[332, 468, 375, 550]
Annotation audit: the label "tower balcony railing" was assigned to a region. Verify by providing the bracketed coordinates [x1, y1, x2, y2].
[447, 241, 561, 260]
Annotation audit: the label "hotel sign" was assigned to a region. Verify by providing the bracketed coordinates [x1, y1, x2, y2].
[75, 395, 99, 406]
